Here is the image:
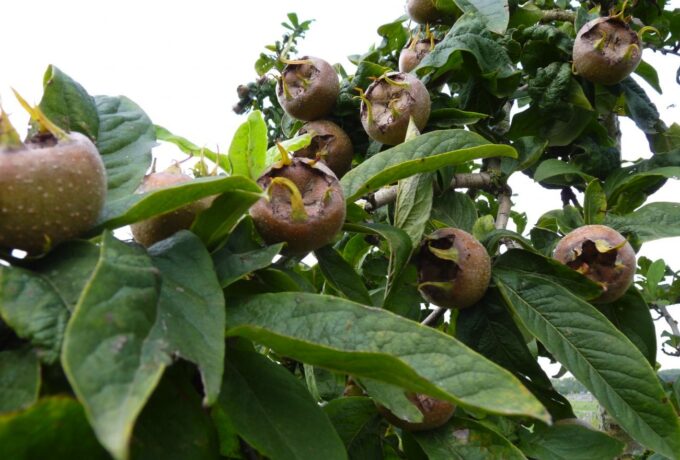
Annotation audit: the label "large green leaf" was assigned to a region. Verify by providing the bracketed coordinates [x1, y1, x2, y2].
[457, 289, 574, 420]
[430, 190, 478, 233]
[605, 202, 680, 242]
[533, 159, 594, 186]
[583, 180, 607, 225]
[154, 125, 225, 172]
[95, 175, 263, 230]
[95, 95, 155, 204]
[394, 173, 434, 247]
[340, 129, 517, 202]
[494, 255, 680, 459]
[38, 65, 100, 139]
[213, 243, 284, 288]
[323, 397, 383, 460]
[0, 349, 39, 414]
[148, 231, 225, 404]
[411, 417, 526, 460]
[0, 397, 110, 460]
[598, 288, 657, 367]
[225, 292, 549, 421]
[620, 78, 661, 134]
[0, 241, 100, 364]
[130, 365, 220, 460]
[61, 232, 167, 460]
[453, 0, 509, 34]
[228, 110, 268, 180]
[315, 246, 373, 305]
[218, 347, 347, 460]
[518, 423, 624, 460]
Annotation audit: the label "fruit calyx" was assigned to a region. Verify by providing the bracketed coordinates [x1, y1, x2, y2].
[276, 56, 339, 121]
[295, 120, 353, 178]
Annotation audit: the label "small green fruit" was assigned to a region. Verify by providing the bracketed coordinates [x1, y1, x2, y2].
[130, 170, 213, 247]
[417, 228, 491, 309]
[0, 132, 106, 254]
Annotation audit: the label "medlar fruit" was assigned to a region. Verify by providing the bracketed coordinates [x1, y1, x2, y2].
[130, 169, 213, 247]
[295, 120, 353, 178]
[417, 228, 491, 309]
[572, 16, 642, 85]
[399, 37, 438, 73]
[406, 0, 457, 25]
[358, 72, 431, 145]
[553, 224, 635, 303]
[250, 155, 346, 255]
[378, 393, 455, 432]
[276, 56, 340, 121]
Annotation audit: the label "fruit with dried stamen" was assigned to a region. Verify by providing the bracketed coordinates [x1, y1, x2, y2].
[553, 224, 635, 303]
[249, 153, 345, 255]
[277, 56, 340, 121]
[358, 72, 431, 145]
[417, 228, 490, 309]
[295, 120, 353, 178]
[399, 37, 438, 73]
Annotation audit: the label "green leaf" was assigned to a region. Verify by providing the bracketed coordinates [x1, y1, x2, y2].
[343, 223, 413, 303]
[148, 231, 225, 405]
[0, 397, 110, 460]
[154, 125, 225, 172]
[634, 60, 662, 94]
[411, 417, 526, 460]
[533, 159, 594, 186]
[360, 378, 423, 422]
[0, 349, 39, 414]
[228, 110, 268, 180]
[38, 65, 100, 139]
[430, 190, 478, 233]
[598, 288, 657, 367]
[264, 133, 312, 169]
[457, 289, 575, 420]
[130, 365, 220, 460]
[0, 266, 69, 364]
[226, 292, 549, 422]
[96, 175, 263, 231]
[501, 136, 547, 175]
[620, 78, 661, 134]
[453, 0, 509, 34]
[315, 246, 373, 305]
[190, 183, 265, 249]
[341, 129, 517, 202]
[395, 173, 434, 247]
[494, 265, 680, 458]
[218, 348, 347, 460]
[583, 180, 607, 225]
[95, 95, 155, 204]
[518, 423, 624, 460]
[605, 167, 680, 214]
[605, 202, 680, 242]
[213, 243, 283, 288]
[428, 108, 488, 128]
[323, 397, 383, 460]
[62, 232, 167, 460]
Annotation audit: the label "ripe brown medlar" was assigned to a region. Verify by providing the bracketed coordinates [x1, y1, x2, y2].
[249, 149, 346, 255]
[572, 15, 642, 85]
[405, 0, 457, 25]
[399, 37, 438, 73]
[295, 120, 353, 178]
[378, 393, 455, 432]
[130, 168, 213, 247]
[276, 56, 340, 121]
[553, 224, 635, 303]
[357, 72, 431, 145]
[417, 228, 491, 309]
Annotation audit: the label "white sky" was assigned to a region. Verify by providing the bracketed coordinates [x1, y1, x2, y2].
[1, 0, 678, 370]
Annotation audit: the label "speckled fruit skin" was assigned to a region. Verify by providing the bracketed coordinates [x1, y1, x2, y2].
[360, 72, 431, 145]
[0, 132, 106, 254]
[131, 172, 213, 247]
[378, 393, 455, 432]
[406, 0, 440, 24]
[250, 157, 346, 255]
[295, 120, 353, 178]
[417, 228, 491, 309]
[572, 16, 641, 85]
[276, 56, 340, 121]
[399, 39, 436, 73]
[553, 224, 635, 303]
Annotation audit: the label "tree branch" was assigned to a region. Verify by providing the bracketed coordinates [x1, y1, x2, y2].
[421, 307, 447, 326]
[540, 9, 576, 23]
[495, 189, 513, 230]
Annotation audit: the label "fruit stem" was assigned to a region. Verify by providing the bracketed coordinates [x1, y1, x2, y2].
[0, 107, 24, 149]
[267, 177, 308, 222]
[354, 87, 374, 125]
[12, 89, 68, 140]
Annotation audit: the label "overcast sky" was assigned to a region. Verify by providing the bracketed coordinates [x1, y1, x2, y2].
[1, 0, 678, 370]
